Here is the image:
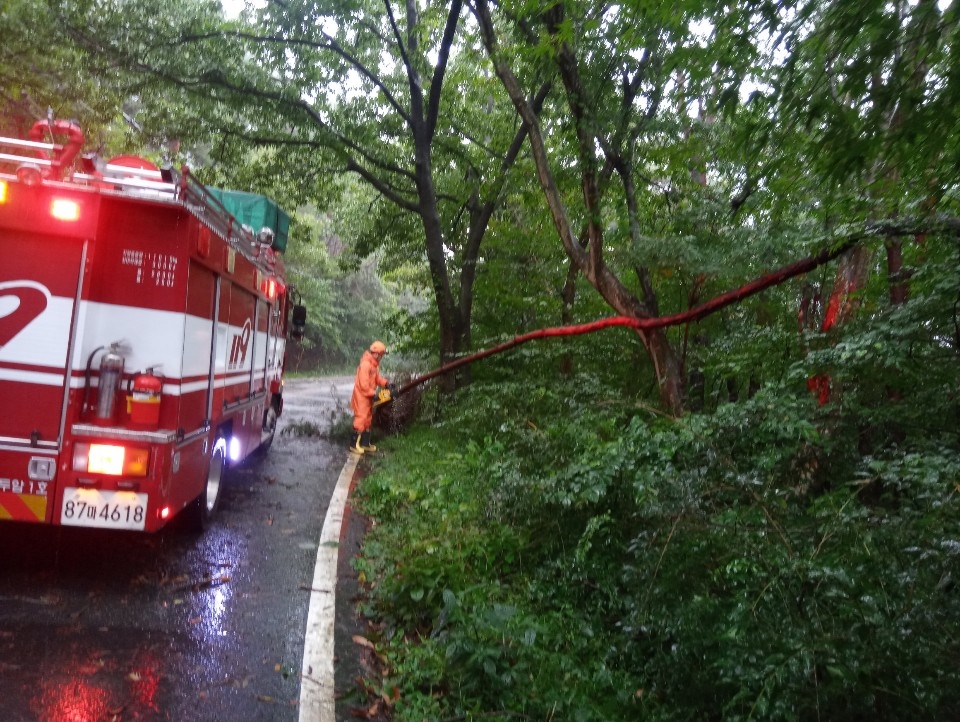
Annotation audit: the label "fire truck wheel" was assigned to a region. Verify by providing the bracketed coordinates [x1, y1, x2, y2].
[187, 442, 226, 531]
[259, 406, 278, 454]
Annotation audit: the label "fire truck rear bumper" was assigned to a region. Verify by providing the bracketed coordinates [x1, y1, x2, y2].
[71, 424, 179, 444]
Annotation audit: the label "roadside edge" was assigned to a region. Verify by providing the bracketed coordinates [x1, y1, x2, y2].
[298, 452, 360, 722]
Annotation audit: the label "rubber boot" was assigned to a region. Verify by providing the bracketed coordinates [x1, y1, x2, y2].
[360, 431, 377, 453]
[349, 431, 365, 455]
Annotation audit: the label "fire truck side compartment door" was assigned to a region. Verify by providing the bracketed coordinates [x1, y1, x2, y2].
[0, 231, 86, 444]
[182, 260, 218, 430]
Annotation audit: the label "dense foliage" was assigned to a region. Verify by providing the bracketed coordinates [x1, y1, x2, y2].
[356, 241, 960, 718]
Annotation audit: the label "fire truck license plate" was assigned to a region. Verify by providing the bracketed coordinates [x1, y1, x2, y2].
[60, 489, 148, 531]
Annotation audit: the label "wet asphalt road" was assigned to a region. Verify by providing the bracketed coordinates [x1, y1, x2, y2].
[0, 376, 363, 722]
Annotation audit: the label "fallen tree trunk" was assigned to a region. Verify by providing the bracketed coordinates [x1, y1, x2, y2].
[398, 232, 868, 397]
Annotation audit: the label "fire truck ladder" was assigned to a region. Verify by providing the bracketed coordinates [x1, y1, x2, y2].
[0, 127, 270, 269]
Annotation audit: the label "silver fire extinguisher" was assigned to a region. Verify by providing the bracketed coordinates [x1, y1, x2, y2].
[96, 345, 125, 422]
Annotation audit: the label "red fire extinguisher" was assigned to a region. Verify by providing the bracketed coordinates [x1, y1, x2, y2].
[128, 369, 163, 428]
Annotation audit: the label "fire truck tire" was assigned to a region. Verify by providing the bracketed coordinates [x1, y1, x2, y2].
[259, 406, 278, 454]
[187, 442, 226, 531]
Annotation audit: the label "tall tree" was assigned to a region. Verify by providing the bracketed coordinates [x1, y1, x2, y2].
[473, 0, 960, 414]
[57, 0, 549, 380]
[474, 0, 750, 413]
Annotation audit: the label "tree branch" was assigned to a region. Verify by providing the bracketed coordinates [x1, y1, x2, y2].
[396, 223, 958, 396]
[177, 28, 413, 126]
[426, 0, 464, 141]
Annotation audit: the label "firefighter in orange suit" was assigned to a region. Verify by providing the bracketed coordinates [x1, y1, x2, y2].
[350, 340, 390, 454]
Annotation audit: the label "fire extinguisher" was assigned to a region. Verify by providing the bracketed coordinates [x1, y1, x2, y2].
[129, 368, 163, 428]
[95, 345, 125, 423]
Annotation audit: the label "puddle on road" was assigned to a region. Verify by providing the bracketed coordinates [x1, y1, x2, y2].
[28, 644, 165, 721]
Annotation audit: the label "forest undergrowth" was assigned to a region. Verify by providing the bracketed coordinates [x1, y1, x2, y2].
[353, 322, 960, 721]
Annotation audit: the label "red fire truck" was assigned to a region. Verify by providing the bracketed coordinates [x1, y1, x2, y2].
[0, 119, 305, 532]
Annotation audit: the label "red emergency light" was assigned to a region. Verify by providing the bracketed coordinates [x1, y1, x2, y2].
[262, 276, 279, 300]
[51, 198, 81, 221]
[0, 182, 97, 238]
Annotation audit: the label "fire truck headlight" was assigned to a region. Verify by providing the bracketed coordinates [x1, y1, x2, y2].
[0, 180, 7, 202]
[228, 437, 241, 462]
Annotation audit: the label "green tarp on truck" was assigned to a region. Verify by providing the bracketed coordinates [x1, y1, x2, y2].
[207, 188, 290, 253]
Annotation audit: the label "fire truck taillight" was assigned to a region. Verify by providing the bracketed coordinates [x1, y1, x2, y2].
[51, 198, 81, 221]
[73, 443, 150, 477]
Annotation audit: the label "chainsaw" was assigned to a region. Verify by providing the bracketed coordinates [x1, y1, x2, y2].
[373, 385, 394, 408]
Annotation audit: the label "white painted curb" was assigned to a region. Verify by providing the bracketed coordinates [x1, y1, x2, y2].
[298, 453, 360, 722]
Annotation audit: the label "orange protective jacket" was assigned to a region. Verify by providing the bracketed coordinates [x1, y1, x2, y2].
[350, 350, 388, 432]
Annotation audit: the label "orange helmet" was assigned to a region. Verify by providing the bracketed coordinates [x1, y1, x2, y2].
[369, 340, 387, 354]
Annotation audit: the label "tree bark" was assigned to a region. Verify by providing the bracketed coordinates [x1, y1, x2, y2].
[474, 0, 686, 414]
[821, 245, 874, 331]
[886, 239, 909, 306]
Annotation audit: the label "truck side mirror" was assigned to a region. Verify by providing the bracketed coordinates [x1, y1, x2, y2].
[290, 304, 307, 339]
